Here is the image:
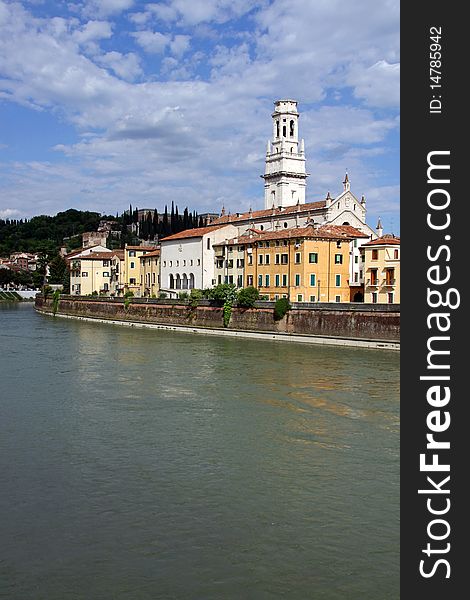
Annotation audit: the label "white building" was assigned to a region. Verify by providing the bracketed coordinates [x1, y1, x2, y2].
[160, 224, 238, 295]
[263, 99, 307, 209]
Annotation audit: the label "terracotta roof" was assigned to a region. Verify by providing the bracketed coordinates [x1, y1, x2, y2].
[125, 245, 157, 251]
[161, 224, 230, 241]
[72, 252, 122, 260]
[210, 200, 327, 225]
[139, 249, 160, 258]
[362, 235, 400, 246]
[237, 224, 366, 243]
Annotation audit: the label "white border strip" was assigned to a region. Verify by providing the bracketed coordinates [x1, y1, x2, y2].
[37, 309, 399, 351]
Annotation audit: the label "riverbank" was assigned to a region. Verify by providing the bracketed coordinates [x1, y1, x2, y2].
[0, 290, 37, 302]
[36, 295, 400, 350]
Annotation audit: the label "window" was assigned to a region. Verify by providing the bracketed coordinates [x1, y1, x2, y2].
[354, 256, 359, 264]
[275, 254, 280, 264]
[372, 249, 378, 260]
[335, 274, 341, 287]
[183, 260, 186, 266]
[197, 259, 201, 266]
[248, 255, 253, 265]
[265, 274, 270, 287]
[218, 275, 222, 284]
[81, 272, 88, 277]
[275, 274, 280, 287]
[354, 273, 358, 282]
[103, 260, 109, 267]
[258, 274, 263, 287]
[309, 295, 316, 302]
[259, 255, 264, 265]
[394, 249, 399, 259]
[129, 251, 136, 257]
[207, 238, 211, 250]
[335, 295, 341, 303]
[336, 241, 341, 248]
[228, 275, 234, 284]
[130, 278, 136, 285]
[295, 253, 301, 264]
[370, 269, 378, 285]
[310, 274, 316, 286]
[281, 254, 288, 264]
[103, 271, 109, 277]
[371, 292, 378, 303]
[176, 260, 179, 267]
[282, 274, 287, 287]
[228, 246, 233, 253]
[190, 259, 193, 266]
[238, 246, 243, 252]
[153, 273, 156, 283]
[103, 283, 109, 291]
[335, 254, 343, 264]
[237, 275, 243, 287]
[284, 222, 288, 228]
[295, 274, 300, 286]
[309, 253, 318, 263]
[354, 239, 358, 248]
[388, 292, 394, 303]
[236, 259, 244, 268]
[163, 261, 166, 267]
[247, 275, 253, 286]
[265, 254, 270, 265]
[297, 294, 303, 302]
[130, 261, 135, 269]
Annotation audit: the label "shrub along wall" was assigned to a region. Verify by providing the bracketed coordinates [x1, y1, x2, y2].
[35, 295, 400, 342]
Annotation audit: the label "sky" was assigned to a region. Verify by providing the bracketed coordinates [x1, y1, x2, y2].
[0, 0, 399, 233]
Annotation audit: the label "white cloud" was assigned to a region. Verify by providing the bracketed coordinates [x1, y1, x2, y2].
[82, 0, 134, 18]
[348, 60, 400, 108]
[0, 208, 20, 219]
[169, 34, 190, 58]
[131, 30, 170, 54]
[97, 51, 142, 81]
[73, 20, 113, 45]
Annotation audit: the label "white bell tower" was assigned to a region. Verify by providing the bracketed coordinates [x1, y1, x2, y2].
[262, 99, 308, 209]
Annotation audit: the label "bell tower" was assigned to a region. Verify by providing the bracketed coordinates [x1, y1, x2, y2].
[262, 99, 308, 209]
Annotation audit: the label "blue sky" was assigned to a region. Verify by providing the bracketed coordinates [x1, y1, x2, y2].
[0, 0, 399, 233]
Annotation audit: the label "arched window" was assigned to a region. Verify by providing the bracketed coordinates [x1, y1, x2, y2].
[284, 222, 288, 228]
[176, 274, 181, 289]
[282, 125, 286, 137]
[260, 225, 264, 231]
[276, 121, 280, 137]
[189, 273, 195, 289]
[182, 274, 188, 289]
[290, 120, 295, 137]
[342, 221, 350, 226]
[169, 274, 174, 288]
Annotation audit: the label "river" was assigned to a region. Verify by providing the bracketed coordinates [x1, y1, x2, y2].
[0, 303, 399, 599]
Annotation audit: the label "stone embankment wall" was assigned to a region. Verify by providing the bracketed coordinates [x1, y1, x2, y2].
[36, 296, 400, 342]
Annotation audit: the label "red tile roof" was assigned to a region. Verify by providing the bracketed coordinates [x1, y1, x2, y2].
[210, 200, 327, 224]
[72, 252, 121, 260]
[125, 245, 157, 251]
[161, 224, 230, 241]
[139, 249, 161, 258]
[363, 235, 400, 246]
[237, 224, 366, 243]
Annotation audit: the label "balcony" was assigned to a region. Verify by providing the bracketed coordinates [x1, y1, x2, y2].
[383, 278, 396, 287]
[367, 279, 379, 287]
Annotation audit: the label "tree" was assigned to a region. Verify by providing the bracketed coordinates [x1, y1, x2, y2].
[48, 254, 68, 285]
[237, 286, 260, 308]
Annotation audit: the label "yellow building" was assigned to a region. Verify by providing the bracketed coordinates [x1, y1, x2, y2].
[239, 224, 365, 303]
[362, 235, 400, 303]
[123, 245, 156, 297]
[139, 248, 161, 297]
[69, 251, 122, 296]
